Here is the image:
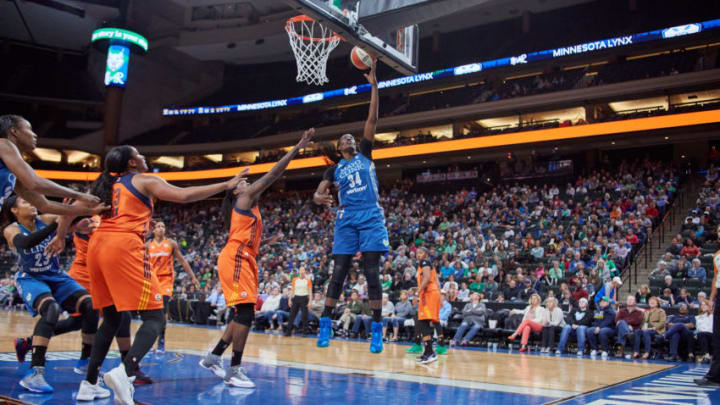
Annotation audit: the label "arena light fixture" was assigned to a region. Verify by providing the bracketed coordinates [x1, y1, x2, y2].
[35, 109, 720, 182]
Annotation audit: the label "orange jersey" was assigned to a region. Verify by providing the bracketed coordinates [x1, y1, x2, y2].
[226, 206, 262, 256]
[218, 206, 263, 306]
[417, 258, 441, 322]
[148, 238, 173, 278]
[149, 238, 175, 296]
[67, 216, 101, 291]
[416, 259, 440, 295]
[97, 173, 153, 236]
[86, 174, 161, 311]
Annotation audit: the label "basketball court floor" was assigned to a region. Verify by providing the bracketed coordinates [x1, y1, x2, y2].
[0, 310, 717, 404]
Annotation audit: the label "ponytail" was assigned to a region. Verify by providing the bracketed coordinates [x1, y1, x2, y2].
[90, 172, 118, 206]
[90, 145, 135, 206]
[221, 190, 236, 233]
[1, 194, 19, 229]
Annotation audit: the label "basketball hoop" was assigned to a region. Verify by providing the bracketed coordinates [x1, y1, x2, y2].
[286, 15, 342, 86]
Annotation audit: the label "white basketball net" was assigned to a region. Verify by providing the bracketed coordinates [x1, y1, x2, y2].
[286, 16, 341, 86]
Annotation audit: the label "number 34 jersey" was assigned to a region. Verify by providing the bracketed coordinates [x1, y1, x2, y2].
[324, 138, 381, 210]
[14, 217, 61, 274]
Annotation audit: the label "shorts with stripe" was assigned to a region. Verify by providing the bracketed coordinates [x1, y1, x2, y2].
[218, 242, 258, 307]
[87, 231, 163, 311]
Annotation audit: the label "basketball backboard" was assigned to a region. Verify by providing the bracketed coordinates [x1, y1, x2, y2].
[285, 0, 420, 75]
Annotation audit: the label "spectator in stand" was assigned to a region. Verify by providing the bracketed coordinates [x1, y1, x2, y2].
[466, 273, 485, 297]
[540, 297, 565, 353]
[380, 293, 396, 341]
[530, 240, 544, 260]
[560, 289, 577, 311]
[556, 297, 592, 355]
[635, 284, 652, 305]
[518, 279, 537, 302]
[637, 296, 666, 359]
[675, 288, 693, 306]
[692, 292, 708, 309]
[663, 303, 696, 362]
[688, 259, 707, 284]
[680, 239, 701, 258]
[451, 293, 486, 347]
[457, 282, 470, 302]
[338, 291, 363, 335]
[508, 293, 546, 352]
[385, 291, 412, 341]
[662, 275, 678, 296]
[594, 277, 622, 306]
[695, 300, 714, 364]
[350, 300, 373, 338]
[439, 292, 452, 330]
[271, 288, 291, 330]
[256, 286, 281, 329]
[614, 296, 644, 359]
[658, 288, 676, 308]
[549, 261, 563, 281]
[586, 297, 617, 358]
[502, 279, 521, 302]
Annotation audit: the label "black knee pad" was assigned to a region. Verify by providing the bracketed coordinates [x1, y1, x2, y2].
[327, 254, 352, 299]
[139, 309, 165, 337]
[33, 298, 60, 339]
[116, 312, 131, 338]
[60, 289, 89, 313]
[79, 298, 99, 334]
[362, 251, 382, 301]
[231, 304, 254, 327]
[417, 320, 432, 338]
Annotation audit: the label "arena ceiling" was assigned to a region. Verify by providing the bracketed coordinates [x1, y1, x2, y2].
[0, 0, 593, 63]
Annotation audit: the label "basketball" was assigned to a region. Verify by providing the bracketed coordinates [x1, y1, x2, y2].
[350, 46, 374, 70]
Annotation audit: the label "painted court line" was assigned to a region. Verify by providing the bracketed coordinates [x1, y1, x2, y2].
[177, 349, 579, 398]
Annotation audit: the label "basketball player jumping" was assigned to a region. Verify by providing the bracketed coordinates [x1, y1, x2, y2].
[146, 220, 201, 353]
[200, 128, 314, 388]
[313, 60, 388, 353]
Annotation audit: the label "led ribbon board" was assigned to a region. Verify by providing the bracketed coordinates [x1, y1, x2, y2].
[163, 18, 720, 116]
[91, 28, 149, 51]
[36, 109, 720, 181]
[91, 28, 148, 88]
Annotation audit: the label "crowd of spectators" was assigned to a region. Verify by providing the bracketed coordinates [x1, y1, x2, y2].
[3, 158, 715, 363]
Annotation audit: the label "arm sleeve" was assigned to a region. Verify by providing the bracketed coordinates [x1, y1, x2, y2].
[359, 138, 373, 160]
[322, 165, 336, 182]
[12, 221, 58, 249]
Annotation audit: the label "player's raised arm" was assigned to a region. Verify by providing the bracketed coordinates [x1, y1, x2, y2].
[138, 168, 249, 204]
[14, 183, 108, 218]
[241, 128, 315, 203]
[0, 138, 98, 205]
[362, 59, 378, 143]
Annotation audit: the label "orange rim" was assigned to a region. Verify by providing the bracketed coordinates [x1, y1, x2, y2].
[286, 15, 343, 42]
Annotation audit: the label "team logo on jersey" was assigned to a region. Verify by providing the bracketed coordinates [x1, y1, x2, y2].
[155, 294, 162, 302]
[383, 239, 389, 247]
[25, 293, 31, 302]
[241, 291, 247, 298]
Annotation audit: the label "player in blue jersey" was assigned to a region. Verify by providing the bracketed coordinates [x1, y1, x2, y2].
[2, 195, 106, 398]
[0, 115, 105, 215]
[312, 60, 388, 353]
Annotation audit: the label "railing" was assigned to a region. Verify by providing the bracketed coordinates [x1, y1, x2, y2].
[622, 185, 688, 292]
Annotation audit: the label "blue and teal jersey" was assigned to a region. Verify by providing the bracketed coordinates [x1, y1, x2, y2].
[0, 158, 17, 210]
[323, 139, 380, 210]
[14, 217, 60, 274]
